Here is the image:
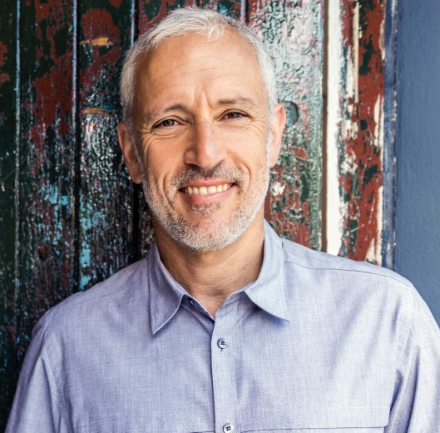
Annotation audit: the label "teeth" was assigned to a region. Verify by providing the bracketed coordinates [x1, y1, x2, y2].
[184, 184, 230, 195]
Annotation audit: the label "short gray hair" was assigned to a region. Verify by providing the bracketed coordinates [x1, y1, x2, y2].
[120, 7, 277, 133]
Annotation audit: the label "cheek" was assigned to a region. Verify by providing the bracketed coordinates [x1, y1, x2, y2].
[141, 141, 185, 192]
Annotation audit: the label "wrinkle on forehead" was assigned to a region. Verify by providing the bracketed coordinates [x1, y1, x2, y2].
[133, 31, 267, 124]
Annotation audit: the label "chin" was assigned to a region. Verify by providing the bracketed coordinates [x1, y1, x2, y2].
[164, 215, 250, 252]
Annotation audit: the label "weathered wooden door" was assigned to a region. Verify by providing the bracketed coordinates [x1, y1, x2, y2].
[0, 0, 392, 429]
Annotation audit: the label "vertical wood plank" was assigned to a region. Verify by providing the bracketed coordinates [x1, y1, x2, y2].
[199, 0, 244, 20]
[78, 0, 135, 289]
[326, 0, 385, 263]
[248, 0, 324, 249]
[17, 0, 76, 370]
[0, 0, 18, 428]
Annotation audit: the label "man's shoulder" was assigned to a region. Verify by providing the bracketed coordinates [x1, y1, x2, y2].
[280, 236, 413, 290]
[36, 258, 149, 336]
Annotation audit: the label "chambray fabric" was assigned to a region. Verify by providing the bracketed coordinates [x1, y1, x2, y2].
[6, 222, 440, 433]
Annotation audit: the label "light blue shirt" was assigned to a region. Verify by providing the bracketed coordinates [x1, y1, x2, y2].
[6, 222, 440, 432]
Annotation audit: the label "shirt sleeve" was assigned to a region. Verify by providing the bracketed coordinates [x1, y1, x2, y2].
[386, 289, 440, 432]
[5, 316, 69, 433]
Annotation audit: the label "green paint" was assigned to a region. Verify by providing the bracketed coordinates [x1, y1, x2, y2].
[363, 164, 379, 186]
[359, 36, 374, 76]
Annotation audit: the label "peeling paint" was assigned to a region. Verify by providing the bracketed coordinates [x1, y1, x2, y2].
[80, 37, 114, 47]
[248, 0, 323, 249]
[328, 0, 386, 263]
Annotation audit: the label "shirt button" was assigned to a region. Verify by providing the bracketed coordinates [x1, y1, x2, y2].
[188, 299, 195, 307]
[217, 338, 227, 349]
[223, 423, 234, 432]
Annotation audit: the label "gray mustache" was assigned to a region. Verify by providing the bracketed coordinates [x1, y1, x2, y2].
[171, 164, 246, 190]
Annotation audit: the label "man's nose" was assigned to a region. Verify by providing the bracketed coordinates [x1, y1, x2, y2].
[184, 120, 226, 170]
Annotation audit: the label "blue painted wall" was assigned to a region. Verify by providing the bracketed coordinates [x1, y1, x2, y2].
[395, 0, 440, 324]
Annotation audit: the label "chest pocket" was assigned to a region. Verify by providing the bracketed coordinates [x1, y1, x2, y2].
[240, 406, 389, 432]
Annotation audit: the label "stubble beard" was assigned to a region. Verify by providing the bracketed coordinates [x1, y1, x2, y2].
[134, 136, 271, 252]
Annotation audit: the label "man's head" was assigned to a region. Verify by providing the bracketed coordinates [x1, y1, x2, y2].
[118, 7, 286, 252]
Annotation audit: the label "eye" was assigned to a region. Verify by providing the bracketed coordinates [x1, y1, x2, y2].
[224, 111, 247, 120]
[153, 119, 179, 129]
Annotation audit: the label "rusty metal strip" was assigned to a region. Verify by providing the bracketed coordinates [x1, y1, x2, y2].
[0, 0, 18, 427]
[78, 0, 135, 290]
[248, 0, 324, 250]
[334, 0, 386, 263]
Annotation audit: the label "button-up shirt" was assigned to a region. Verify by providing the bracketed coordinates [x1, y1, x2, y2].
[6, 222, 440, 432]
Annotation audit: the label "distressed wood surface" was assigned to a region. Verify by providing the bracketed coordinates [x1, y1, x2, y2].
[329, 0, 386, 263]
[78, 0, 135, 290]
[0, 1, 18, 427]
[248, 0, 323, 250]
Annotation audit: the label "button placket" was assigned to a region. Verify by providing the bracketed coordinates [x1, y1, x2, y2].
[211, 303, 239, 433]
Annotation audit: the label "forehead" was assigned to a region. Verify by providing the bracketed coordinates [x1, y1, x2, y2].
[134, 30, 266, 110]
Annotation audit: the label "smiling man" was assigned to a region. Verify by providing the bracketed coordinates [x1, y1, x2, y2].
[6, 8, 440, 433]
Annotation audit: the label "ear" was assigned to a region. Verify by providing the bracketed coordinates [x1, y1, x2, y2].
[117, 122, 142, 184]
[267, 103, 286, 168]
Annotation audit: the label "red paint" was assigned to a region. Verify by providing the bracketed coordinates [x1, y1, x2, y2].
[0, 42, 10, 86]
[339, 0, 384, 262]
[109, 0, 123, 7]
[80, 9, 121, 105]
[25, 0, 73, 165]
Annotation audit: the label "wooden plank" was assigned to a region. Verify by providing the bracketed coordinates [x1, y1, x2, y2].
[199, 0, 244, 20]
[16, 0, 76, 373]
[326, 0, 386, 263]
[78, 0, 135, 289]
[0, 0, 17, 428]
[248, 0, 324, 250]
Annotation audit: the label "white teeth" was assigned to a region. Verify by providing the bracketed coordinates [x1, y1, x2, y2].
[184, 184, 230, 195]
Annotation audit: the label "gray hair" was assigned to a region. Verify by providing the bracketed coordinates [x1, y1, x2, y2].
[120, 7, 277, 133]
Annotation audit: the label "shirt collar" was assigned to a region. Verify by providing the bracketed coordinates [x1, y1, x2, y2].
[148, 220, 289, 335]
[243, 221, 289, 322]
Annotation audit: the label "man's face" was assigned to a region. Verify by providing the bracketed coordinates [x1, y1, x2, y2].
[120, 30, 284, 251]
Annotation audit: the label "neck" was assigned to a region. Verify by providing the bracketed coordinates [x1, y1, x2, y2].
[153, 211, 265, 317]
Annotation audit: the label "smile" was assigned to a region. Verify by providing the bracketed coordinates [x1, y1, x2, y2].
[182, 184, 232, 195]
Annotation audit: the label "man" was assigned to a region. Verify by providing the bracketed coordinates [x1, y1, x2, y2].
[6, 8, 440, 433]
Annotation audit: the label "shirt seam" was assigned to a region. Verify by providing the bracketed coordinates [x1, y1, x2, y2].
[283, 258, 413, 289]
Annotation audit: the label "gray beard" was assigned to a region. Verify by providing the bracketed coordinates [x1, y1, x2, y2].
[135, 136, 271, 252]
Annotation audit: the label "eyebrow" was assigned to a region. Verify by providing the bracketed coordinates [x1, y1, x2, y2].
[144, 96, 258, 124]
[216, 97, 257, 108]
